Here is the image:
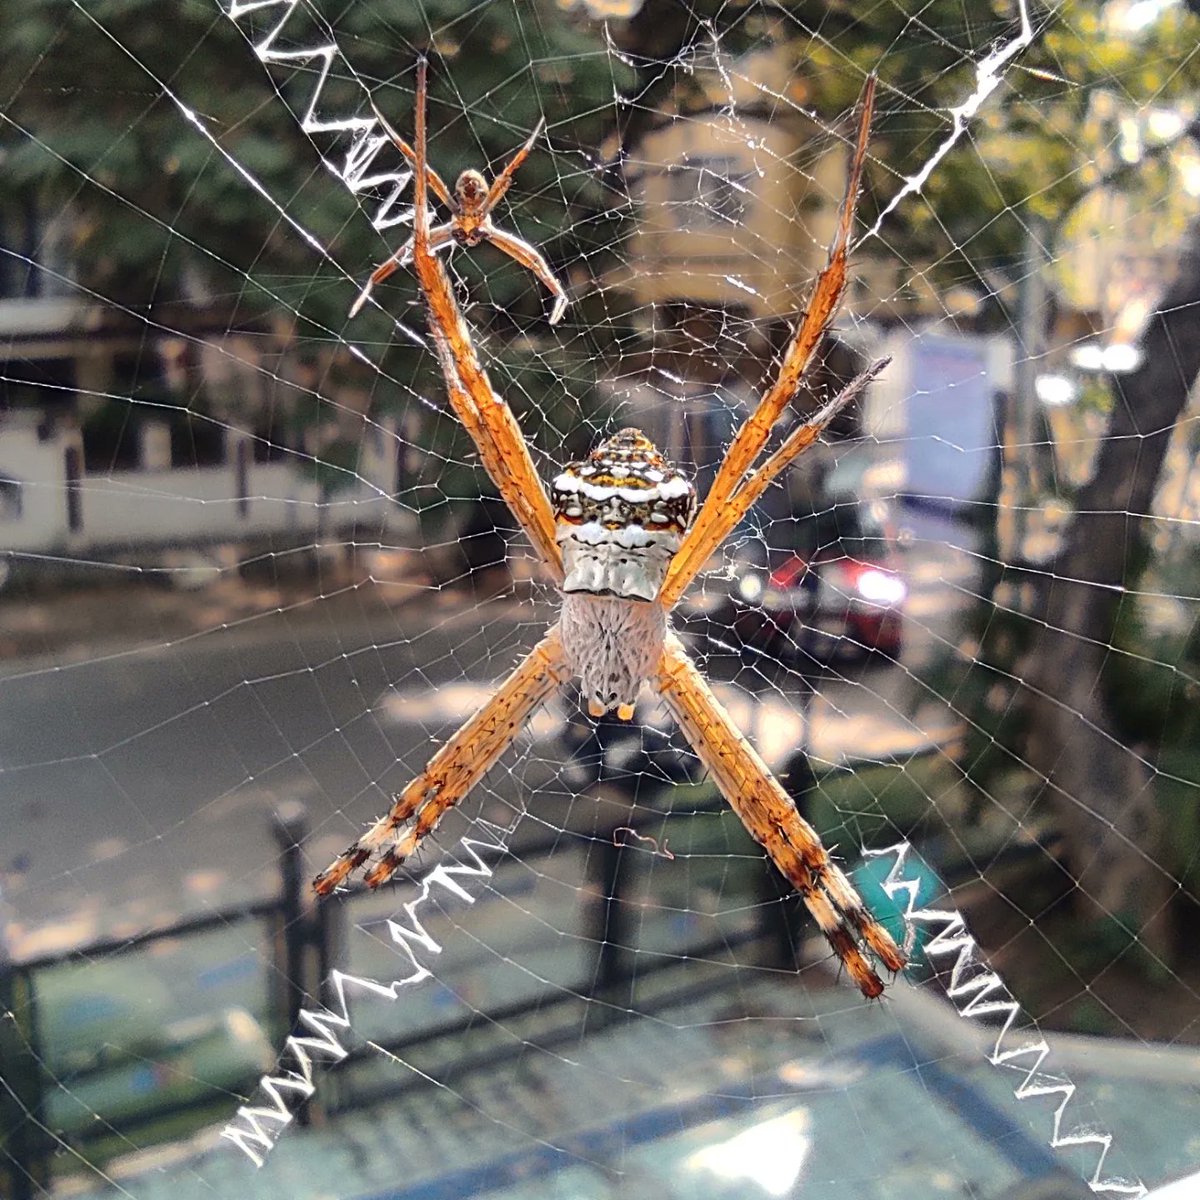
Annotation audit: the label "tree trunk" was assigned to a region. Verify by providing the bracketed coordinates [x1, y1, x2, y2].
[1021, 216, 1200, 958]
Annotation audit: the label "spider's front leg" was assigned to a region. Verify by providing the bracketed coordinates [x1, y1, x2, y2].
[314, 625, 571, 895]
[661, 74, 878, 607]
[655, 633, 906, 998]
[406, 56, 565, 578]
[484, 226, 569, 326]
[657, 356, 888, 608]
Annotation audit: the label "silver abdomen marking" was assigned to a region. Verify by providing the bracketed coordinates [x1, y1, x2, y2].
[551, 428, 696, 603]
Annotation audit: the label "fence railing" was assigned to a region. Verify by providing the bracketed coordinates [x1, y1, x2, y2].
[0, 808, 305, 1199]
[0, 787, 793, 1197]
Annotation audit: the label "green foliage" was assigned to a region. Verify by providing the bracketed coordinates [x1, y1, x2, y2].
[761, 1, 1200, 316]
[2, 0, 633, 492]
[8, 0, 1200, 516]
[8, 0, 1200, 337]
[3, 0, 628, 312]
[308, 437, 361, 496]
[1104, 544, 1200, 903]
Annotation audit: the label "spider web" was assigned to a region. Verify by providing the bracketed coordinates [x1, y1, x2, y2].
[1, 1, 1198, 1198]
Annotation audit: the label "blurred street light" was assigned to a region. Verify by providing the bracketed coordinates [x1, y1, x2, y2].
[1070, 341, 1144, 373]
[1036, 373, 1079, 406]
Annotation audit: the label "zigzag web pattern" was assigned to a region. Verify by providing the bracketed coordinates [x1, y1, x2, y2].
[0, 1, 1194, 1198]
[221, 827, 508, 1167]
[225, 0, 414, 231]
[868, 844, 1149, 1198]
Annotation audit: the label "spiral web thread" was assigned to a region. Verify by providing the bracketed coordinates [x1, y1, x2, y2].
[0, 1, 1195, 1197]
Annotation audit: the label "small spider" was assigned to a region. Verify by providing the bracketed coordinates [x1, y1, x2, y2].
[324, 59, 905, 999]
[349, 93, 567, 323]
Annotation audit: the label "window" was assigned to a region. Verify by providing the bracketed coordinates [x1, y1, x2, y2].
[668, 155, 753, 230]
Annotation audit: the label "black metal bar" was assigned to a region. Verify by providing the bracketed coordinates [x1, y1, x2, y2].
[64, 444, 82, 533]
[336, 927, 764, 1116]
[15, 900, 280, 973]
[273, 804, 308, 1033]
[592, 831, 630, 1000]
[311, 874, 343, 1122]
[235, 438, 250, 518]
[0, 966, 48, 1200]
[272, 802, 313, 1127]
[315, 883, 337, 995]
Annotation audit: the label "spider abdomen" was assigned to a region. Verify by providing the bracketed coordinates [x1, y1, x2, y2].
[551, 427, 695, 719]
[559, 592, 666, 717]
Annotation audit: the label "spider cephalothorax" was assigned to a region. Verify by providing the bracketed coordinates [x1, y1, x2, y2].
[324, 60, 906, 999]
[451, 169, 490, 245]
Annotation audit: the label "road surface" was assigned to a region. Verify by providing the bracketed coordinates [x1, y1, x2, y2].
[0, 512, 977, 958]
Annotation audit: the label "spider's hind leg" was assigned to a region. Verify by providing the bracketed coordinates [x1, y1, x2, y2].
[349, 224, 455, 319]
[655, 633, 905, 998]
[313, 626, 571, 895]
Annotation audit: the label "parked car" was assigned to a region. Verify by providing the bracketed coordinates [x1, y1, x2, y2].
[692, 495, 905, 666]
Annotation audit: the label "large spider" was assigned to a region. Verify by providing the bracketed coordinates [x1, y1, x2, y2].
[320, 59, 905, 998]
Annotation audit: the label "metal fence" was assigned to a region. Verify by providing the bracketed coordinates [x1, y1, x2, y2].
[0, 790, 787, 1198]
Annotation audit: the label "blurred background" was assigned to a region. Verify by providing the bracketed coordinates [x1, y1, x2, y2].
[2, 0, 1199, 1197]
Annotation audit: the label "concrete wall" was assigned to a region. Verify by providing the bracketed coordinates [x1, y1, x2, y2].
[0, 415, 404, 558]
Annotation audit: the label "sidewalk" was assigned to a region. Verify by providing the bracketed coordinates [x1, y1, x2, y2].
[0, 552, 444, 666]
[54, 965, 1193, 1200]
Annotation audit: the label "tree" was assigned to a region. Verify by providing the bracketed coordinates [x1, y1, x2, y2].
[611, 0, 1200, 968]
[8, 0, 1200, 952]
[1, 0, 627, 500]
[1019, 215, 1200, 957]
[3, 0, 623, 316]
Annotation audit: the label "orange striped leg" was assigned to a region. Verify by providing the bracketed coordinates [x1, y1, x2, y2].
[314, 625, 570, 895]
[663, 75, 876, 603]
[657, 358, 888, 608]
[409, 57, 563, 578]
[413, 234, 564, 575]
[655, 633, 905, 997]
[350, 224, 455, 319]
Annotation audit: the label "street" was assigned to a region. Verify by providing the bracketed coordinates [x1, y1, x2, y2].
[0, 512, 976, 960]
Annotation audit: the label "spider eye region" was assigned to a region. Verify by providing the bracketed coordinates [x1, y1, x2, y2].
[551, 429, 696, 602]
